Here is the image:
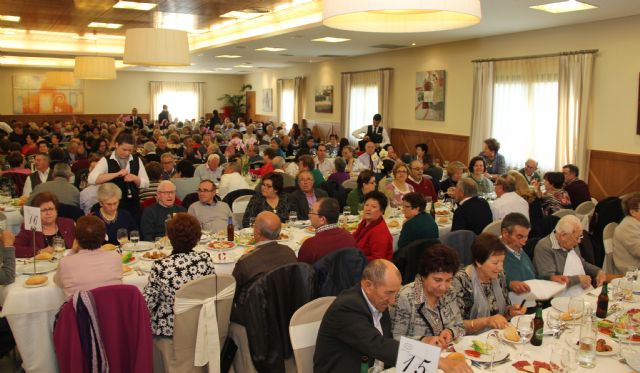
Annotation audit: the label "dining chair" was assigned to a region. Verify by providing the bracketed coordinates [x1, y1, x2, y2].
[482, 219, 502, 237]
[154, 274, 236, 373]
[289, 297, 336, 373]
[552, 208, 575, 218]
[341, 179, 357, 190]
[440, 230, 476, 267]
[232, 195, 253, 227]
[602, 222, 618, 274]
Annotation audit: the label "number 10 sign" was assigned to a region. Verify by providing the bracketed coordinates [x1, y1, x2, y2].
[396, 336, 440, 373]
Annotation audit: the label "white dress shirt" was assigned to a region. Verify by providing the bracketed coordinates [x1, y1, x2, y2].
[21, 169, 50, 197]
[314, 157, 334, 177]
[194, 163, 222, 181]
[218, 172, 251, 199]
[490, 191, 530, 221]
[351, 124, 390, 146]
[88, 153, 149, 188]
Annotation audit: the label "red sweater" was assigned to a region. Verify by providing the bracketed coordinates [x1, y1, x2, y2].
[407, 176, 438, 201]
[352, 217, 393, 261]
[249, 161, 274, 177]
[298, 226, 357, 264]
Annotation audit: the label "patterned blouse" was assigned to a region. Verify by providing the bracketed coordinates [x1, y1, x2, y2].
[143, 251, 215, 337]
[242, 192, 292, 228]
[389, 275, 465, 341]
[384, 181, 415, 208]
[450, 267, 511, 320]
[541, 189, 571, 216]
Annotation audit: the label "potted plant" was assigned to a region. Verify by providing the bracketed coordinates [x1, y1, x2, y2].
[218, 84, 252, 121]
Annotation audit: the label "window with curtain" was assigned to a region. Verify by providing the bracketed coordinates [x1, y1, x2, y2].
[149, 81, 204, 123]
[347, 71, 379, 143]
[491, 57, 559, 171]
[279, 79, 294, 126]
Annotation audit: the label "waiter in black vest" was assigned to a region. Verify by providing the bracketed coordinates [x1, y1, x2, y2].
[88, 131, 149, 216]
[125, 107, 144, 129]
[352, 113, 390, 151]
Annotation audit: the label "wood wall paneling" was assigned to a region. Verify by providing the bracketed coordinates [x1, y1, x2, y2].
[0, 114, 149, 124]
[587, 150, 640, 201]
[390, 128, 470, 165]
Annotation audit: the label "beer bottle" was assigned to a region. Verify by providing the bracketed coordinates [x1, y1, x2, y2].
[531, 302, 543, 346]
[227, 216, 234, 242]
[430, 200, 436, 219]
[360, 356, 369, 373]
[596, 281, 609, 319]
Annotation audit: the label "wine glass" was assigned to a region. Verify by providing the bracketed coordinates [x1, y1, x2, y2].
[117, 228, 128, 247]
[343, 206, 351, 216]
[614, 312, 633, 360]
[547, 309, 563, 338]
[53, 236, 65, 259]
[550, 346, 572, 373]
[568, 297, 584, 322]
[289, 211, 297, 225]
[130, 230, 140, 246]
[517, 315, 533, 359]
[486, 332, 503, 372]
[619, 279, 633, 302]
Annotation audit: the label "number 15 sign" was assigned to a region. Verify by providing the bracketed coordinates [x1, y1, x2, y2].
[396, 336, 440, 373]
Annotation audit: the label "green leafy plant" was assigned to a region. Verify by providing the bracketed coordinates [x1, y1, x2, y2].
[218, 84, 253, 121]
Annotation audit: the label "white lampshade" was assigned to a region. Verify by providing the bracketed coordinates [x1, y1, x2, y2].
[322, 0, 482, 33]
[123, 28, 190, 66]
[74, 56, 116, 80]
[43, 71, 75, 87]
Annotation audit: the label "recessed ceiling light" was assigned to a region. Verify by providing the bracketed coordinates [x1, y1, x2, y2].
[0, 15, 20, 22]
[256, 47, 287, 52]
[216, 55, 242, 58]
[113, 1, 157, 11]
[234, 64, 253, 68]
[411, 42, 416, 46]
[220, 11, 264, 20]
[88, 22, 123, 29]
[215, 68, 233, 71]
[530, 0, 597, 13]
[312, 37, 350, 43]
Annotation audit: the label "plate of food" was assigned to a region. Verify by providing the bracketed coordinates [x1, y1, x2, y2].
[16, 261, 57, 275]
[141, 251, 168, 261]
[23, 275, 49, 288]
[436, 216, 450, 226]
[305, 226, 316, 234]
[121, 241, 154, 252]
[121, 252, 136, 264]
[279, 231, 290, 240]
[208, 241, 237, 251]
[101, 243, 118, 251]
[34, 252, 55, 261]
[550, 297, 588, 320]
[387, 220, 401, 228]
[122, 265, 133, 275]
[511, 360, 552, 373]
[500, 325, 525, 344]
[243, 245, 256, 255]
[597, 314, 640, 343]
[564, 329, 618, 356]
[456, 339, 509, 363]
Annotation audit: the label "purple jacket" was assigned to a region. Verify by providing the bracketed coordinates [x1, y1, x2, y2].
[14, 217, 76, 258]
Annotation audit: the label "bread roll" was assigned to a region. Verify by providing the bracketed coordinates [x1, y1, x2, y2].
[388, 220, 400, 228]
[122, 265, 132, 273]
[446, 352, 465, 361]
[101, 243, 118, 251]
[504, 325, 520, 342]
[35, 252, 53, 261]
[26, 275, 48, 286]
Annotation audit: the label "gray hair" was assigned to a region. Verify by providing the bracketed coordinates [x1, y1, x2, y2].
[97, 182, 122, 201]
[255, 216, 281, 240]
[52, 163, 72, 178]
[362, 259, 400, 285]
[161, 153, 174, 162]
[207, 153, 220, 163]
[458, 177, 478, 197]
[555, 215, 582, 234]
[158, 180, 176, 192]
[143, 141, 156, 153]
[226, 161, 241, 173]
[272, 156, 285, 169]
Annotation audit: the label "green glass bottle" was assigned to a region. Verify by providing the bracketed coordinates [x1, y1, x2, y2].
[531, 302, 543, 346]
[360, 356, 369, 373]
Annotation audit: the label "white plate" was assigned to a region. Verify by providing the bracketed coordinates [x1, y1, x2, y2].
[22, 278, 49, 288]
[207, 241, 237, 251]
[140, 253, 169, 261]
[499, 330, 524, 344]
[211, 251, 240, 264]
[16, 261, 57, 275]
[1, 206, 16, 212]
[550, 297, 589, 313]
[455, 338, 509, 363]
[564, 330, 618, 356]
[121, 241, 154, 252]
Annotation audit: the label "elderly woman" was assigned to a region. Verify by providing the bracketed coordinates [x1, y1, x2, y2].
[383, 163, 415, 208]
[242, 172, 291, 227]
[450, 233, 525, 334]
[535, 172, 571, 216]
[479, 138, 506, 181]
[353, 191, 393, 261]
[397, 192, 438, 250]
[327, 157, 350, 185]
[346, 170, 376, 215]
[54, 216, 122, 299]
[390, 244, 465, 346]
[613, 192, 640, 274]
[15, 192, 76, 258]
[440, 161, 465, 196]
[143, 213, 215, 337]
[467, 156, 494, 195]
[341, 145, 363, 176]
[94, 183, 137, 245]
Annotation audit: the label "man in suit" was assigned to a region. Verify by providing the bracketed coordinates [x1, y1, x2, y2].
[314, 259, 471, 373]
[451, 177, 493, 235]
[562, 164, 591, 209]
[291, 170, 328, 220]
[125, 107, 144, 129]
[518, 158, 541, 185]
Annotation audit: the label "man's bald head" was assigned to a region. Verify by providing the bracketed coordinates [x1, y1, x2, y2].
[361, 259, 402, 312]
[254, 211, 282, 241]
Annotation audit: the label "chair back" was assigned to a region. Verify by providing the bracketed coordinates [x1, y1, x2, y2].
[156, 275, 236, 373]
[591, 197, 624, 266]
[393, 238, 440, 284]
[232, 195, 253, 227]
[575, 200, 595, 216]
[3, 172, 28, 196]
[313, 248, 367, 296]
[341, 179, 357, 190]
[181, 192, 199, 210]
[602, 222, 618, 273]
[289, 297, 336, 373]
[221, 188, 255, 208]
[552, 209, 575, 218]
[482, 219, 502, 236]
[440, 230, 476, 267]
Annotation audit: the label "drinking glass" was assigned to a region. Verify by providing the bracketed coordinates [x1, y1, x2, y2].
[117, 228, 128, 247]
[550, 345, 569, 373]
[568, 297, 584, 322]
[517, 315, 533, 359]
[577, 315, 597, 368]
[547, 309, 563, 337]
[619, 279, 633, 302]
[130, 230, 140, 245]
[614, 312, 633, 360]
[53, 236, 65, 259]
[289, 211, 297, 225]
[485, 332, 503, 372]
[249, 217, 256, 228]
[343, 206, 351, 216]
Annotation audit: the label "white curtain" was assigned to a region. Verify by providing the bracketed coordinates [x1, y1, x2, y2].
[556, 53, 594, 177]
[378, 69, 391, 129]
[341, 69, 390, 143]
[277, 79, 294, 127]
[469, 61, 494, 157]
[293, 76, 305, 126]
[149, 81, 205, 122]
[340, 73, 352, 140]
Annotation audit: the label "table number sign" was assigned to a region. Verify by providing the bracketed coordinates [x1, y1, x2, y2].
[24, 206, 42, 232]
[396, 336, 440, 373]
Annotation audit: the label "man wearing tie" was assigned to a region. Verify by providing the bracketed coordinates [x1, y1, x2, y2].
[357, 141, 380, 173]
[125, 108, 144, 129]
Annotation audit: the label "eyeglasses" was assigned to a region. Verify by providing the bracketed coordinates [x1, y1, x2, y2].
[41, 208, 56, 213]
[262, 184, 274, 189]
[197, 189, 213, 193]
[308, 212, 321, 217]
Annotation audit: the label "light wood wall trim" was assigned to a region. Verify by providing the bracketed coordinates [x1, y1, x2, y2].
[588, 149, 640, 200]
[390, 128, 470, 164]
[0, 114, 150, 124]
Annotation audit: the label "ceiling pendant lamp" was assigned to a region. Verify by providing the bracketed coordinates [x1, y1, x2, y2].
[74, 56, 116, 80]
[322, 0, 482, 33]
[123, 28, 190, 66]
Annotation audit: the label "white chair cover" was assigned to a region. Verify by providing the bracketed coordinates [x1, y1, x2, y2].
[174, 284, 235, 373]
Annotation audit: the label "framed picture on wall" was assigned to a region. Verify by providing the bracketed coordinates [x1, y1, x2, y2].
[415, 70, 445, 121]
[315, 85, 333, 113]
[13, 73, 84, 114]
[262, 88, 273, 113]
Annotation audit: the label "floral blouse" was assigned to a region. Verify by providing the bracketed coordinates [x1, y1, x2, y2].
[143, 251, 215, 337]
[242, 193, 292, 228]
[450, 268, 511, 320]
[384, 181, 415, 208]
[541, 189, 571, 216]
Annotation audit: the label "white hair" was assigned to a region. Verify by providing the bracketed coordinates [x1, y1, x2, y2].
[157, 180, 176, 192]
[207, 154, 220, 163]
[555, 215, 581, 235]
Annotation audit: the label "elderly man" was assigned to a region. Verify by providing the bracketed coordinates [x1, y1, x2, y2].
[406, 160, 437, 202]
[188, 179, 232, 232]
[142, 141, 159, 164]
[314, 259, 471, 373]
[534, 215, 605, 297]
[160, 153, 176, 180]
[271, 156, 295, 188]
[218, 162, 250, 199]
[22, 153, 53, 197]
[451, 178, 493, 235]
[291, 170, 328, 220]
[126, 107, 144, 129]
[194, 154, 222, 181]
[518, 159, 541, 185]
[562, 164, 592, 208]
[27, 163, 80, 208]
[490, 174, 529, 221]
[500, 213, 536, 296]
[140, 180, 186, 241]
[357, 141, 381, 172]
[298, 198, 356, 264]
[314, 144, 333, 177]
[232, 211, 296, 294]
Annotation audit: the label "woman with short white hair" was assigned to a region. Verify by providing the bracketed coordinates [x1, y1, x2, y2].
[94, 182, 137, 245]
